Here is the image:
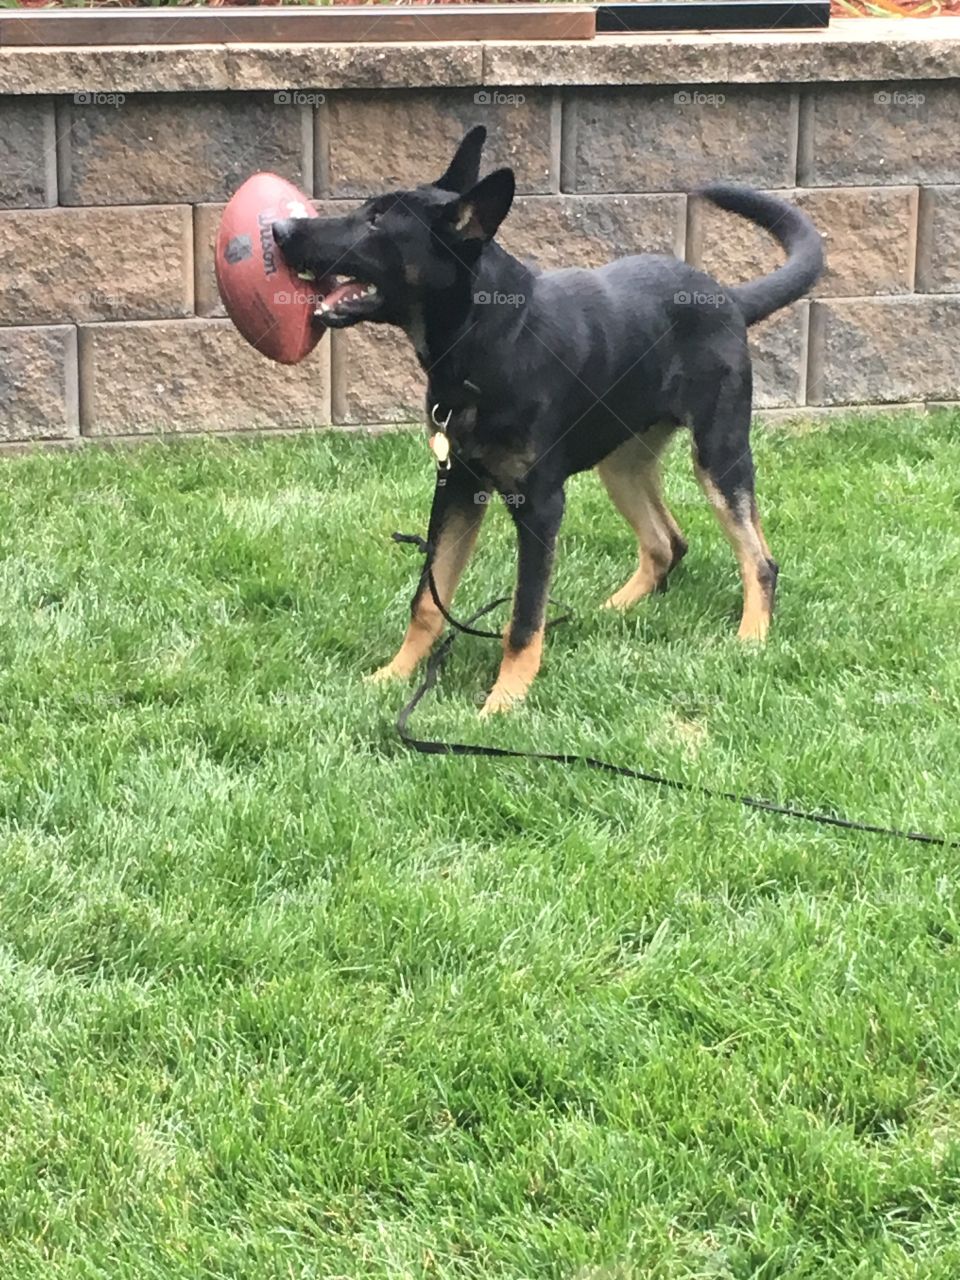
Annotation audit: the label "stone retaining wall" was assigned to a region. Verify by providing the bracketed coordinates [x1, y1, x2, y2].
[1, 21, 959, 444]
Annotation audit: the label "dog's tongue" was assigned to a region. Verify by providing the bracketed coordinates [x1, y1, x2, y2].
[296, 271, 369, 308]
[322, 278, 369, 307]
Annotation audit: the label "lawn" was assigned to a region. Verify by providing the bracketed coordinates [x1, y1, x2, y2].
[1, 410, 959, 1279]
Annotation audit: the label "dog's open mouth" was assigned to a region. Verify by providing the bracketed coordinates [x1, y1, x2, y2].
[297, 270, 381, 326]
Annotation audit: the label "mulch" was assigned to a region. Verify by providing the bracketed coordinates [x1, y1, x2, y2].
[10, 0, 960, 18]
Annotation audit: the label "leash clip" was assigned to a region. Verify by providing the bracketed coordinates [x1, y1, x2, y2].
[429, 404, 453, 481]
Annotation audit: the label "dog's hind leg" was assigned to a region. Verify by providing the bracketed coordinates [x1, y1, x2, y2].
[368, 464, 486, 683]
[691, 401, 778, 643]
[596, 425, 686, 609]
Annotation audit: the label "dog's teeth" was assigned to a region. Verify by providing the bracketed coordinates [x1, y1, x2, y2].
[364, 285, 377, 297]
[297, 271, 315, 281]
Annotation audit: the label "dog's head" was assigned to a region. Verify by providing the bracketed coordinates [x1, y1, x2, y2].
[271, 126, 514, 330]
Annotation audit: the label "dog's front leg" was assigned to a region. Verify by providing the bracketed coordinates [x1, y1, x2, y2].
[481, 485, 565, 717]
[369, 463, 486, 684]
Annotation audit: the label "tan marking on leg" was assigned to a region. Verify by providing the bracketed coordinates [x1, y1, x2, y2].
[751, 502, 772, 561]
[479, 628, 544, 716]
[657, 495, 687, 561]
[368, 509, 482, 683]
[694, 466, 774, 643]
[596, 428, 685, 609]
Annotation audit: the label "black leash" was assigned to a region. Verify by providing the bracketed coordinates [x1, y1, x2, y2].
[392, 532, 509, 640]
[390, 531, 958, 850]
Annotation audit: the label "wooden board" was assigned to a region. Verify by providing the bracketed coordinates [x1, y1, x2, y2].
[597, 0, 829, 30]
[0, 5, 595, 48]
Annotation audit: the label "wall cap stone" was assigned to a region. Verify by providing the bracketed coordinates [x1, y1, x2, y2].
[3, 20, 959, 95]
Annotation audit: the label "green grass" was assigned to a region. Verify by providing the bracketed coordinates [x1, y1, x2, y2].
[1, 410, 959, 1280]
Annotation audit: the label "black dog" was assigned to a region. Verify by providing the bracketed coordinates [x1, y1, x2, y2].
[272, 126, 823, 714]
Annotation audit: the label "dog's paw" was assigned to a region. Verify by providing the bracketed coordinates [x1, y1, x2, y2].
[479, 686, 524, 717]
[365, 661, 410, 685]
[601, 576, 661, 610]
[736, 615, 770, 645]
[601, 588, 634, 611]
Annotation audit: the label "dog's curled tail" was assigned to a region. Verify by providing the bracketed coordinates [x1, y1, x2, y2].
[696, 183, 824, 327]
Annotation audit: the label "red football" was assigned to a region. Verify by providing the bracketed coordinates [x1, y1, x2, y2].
[215, 173, 328, 365]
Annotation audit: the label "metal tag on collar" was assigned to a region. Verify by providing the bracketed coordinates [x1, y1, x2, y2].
[429, 404, 453, 472]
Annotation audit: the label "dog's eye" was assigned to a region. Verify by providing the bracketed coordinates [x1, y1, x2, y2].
[368, 209, 382, 227]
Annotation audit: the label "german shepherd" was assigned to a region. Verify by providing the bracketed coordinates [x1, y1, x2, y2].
[272, 126, 824, 715]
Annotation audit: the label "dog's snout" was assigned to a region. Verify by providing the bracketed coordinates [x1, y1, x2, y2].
[272, 219, 294, 247]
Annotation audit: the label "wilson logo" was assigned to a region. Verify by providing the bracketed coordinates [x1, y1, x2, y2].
[257, 212, 279, 276]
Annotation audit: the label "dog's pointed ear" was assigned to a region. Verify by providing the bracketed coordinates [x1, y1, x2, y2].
[435, 125, 487, 194]
[446, 168, 515, 241]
